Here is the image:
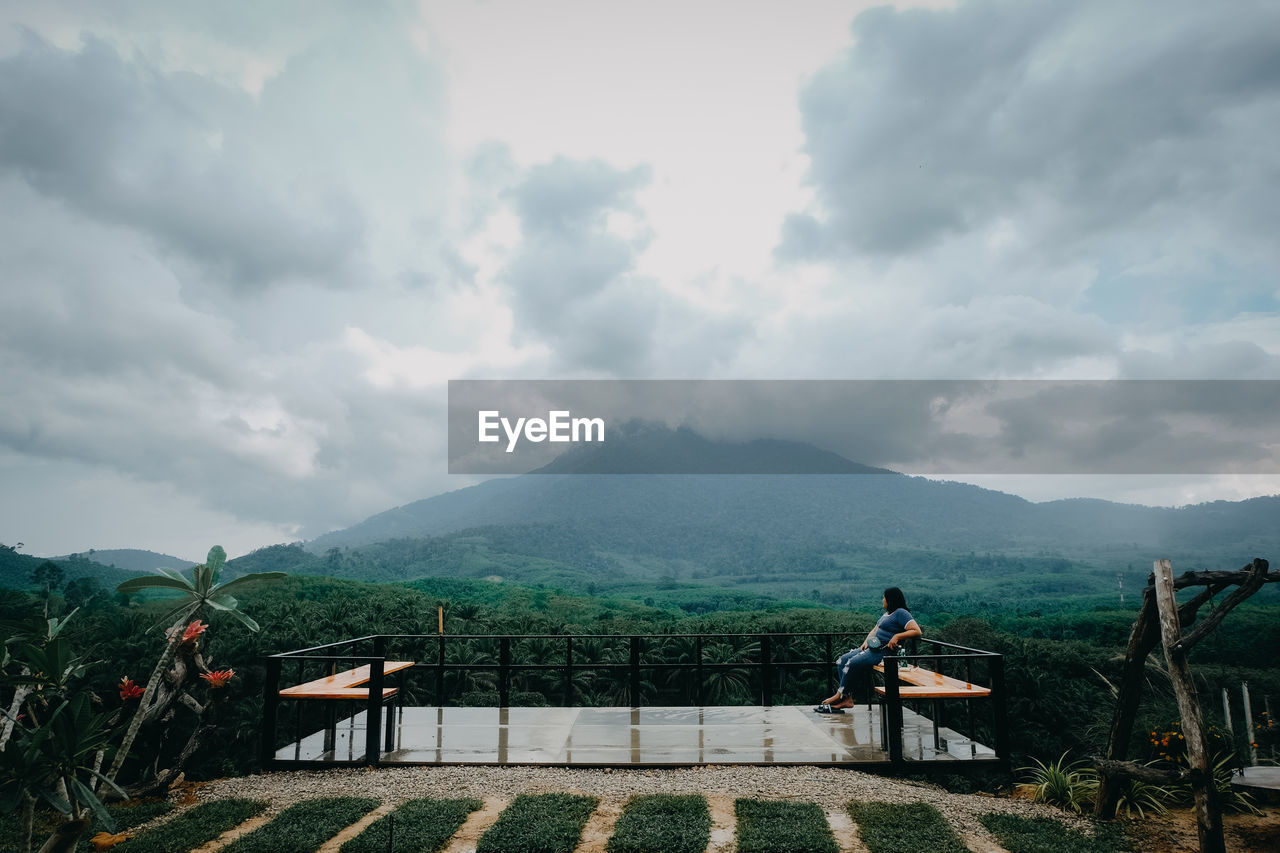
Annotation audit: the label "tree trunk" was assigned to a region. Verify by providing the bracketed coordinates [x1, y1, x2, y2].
[103, 614, 190, 785]
[34, 818, 90, 853]
[1153, 559, 1224, 853]
[1095, 588, 1157, 817]
[20, 795, 34, 853]
[1, 681, 31, 749]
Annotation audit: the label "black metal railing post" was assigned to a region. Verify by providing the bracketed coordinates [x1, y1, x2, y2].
[760, 635, 773, 707]
[695, 635, 704, 706]
[990, 653, 1011, 763]
[260, 656, 281, 768]
[825, 635, 835, 694]
[884, 655, 904, 765]
[629, 636, 641, 706]
[499, 637, 511, 707]
[365, 657, 385, 764]
[436, 636, 446, 705]
[564, 636, 574, 706]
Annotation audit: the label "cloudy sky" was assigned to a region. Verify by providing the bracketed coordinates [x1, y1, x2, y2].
[2, 0, 1279, 561]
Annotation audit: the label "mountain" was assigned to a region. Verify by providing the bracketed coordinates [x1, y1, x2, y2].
[0, 546, 148, 592]
[51, 548, 197, 574]
[295, 427, 1280, 609]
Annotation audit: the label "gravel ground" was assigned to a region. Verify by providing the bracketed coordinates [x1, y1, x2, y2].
[197, 765, 1094, 842]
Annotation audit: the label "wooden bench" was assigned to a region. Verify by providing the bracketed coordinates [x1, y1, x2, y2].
[872, 662, 991, 699]
[873, 660, 990, 754]
[279, 661, 415, 754]
[279, 661, 415, 699]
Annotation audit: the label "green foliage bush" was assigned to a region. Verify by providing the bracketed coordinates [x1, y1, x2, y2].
[734, 799, 836, 853]
[340, 797, 481, 853]
[606, 794, 710, 853]
[476, 793, 597, 853]
[111, 798, 265, 853]
[221, 797, 380, 853]
[847, 801, 967, 853]
[979, 813, 1129, 853]
[1017, 753, 1099, 814]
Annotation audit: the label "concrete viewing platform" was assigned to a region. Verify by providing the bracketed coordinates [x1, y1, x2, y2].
[275, 705, 996, 767]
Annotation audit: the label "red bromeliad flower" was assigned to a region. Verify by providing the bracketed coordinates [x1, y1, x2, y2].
[166, 620, 209, 644]
[200, 669, 235, 689]
[119, 677, 144, 701]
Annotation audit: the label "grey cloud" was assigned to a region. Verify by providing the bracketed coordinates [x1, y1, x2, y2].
[1120, 341, 1280, 380]
[500, 157, 662, 374]
[509, 158, 650, 237]
[781, 0, 1280, 261]
[0, 33, 399, 291]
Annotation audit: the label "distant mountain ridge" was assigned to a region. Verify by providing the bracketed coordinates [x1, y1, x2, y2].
[308, 426, 1280, 561]
[50, 548, 198, 573]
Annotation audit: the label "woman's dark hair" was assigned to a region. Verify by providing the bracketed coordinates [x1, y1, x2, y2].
[883, 587, 907, 613]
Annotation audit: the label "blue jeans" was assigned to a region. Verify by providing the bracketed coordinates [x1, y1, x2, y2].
[836, 647, 884, 695]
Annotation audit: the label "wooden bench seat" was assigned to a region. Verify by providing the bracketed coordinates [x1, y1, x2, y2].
[872, 663, 990, 699]
[279, 661, 415, 699]
[277, 660, 416, 756]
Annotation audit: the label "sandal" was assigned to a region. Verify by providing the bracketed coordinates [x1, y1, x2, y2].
[813, 703, 845, 715]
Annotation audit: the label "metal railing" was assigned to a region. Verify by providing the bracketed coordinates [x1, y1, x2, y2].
[261, 632, 1007, 769]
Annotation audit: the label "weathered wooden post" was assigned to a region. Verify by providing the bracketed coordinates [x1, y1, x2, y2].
[1153, 559, 1224, 853]
[1242, 683, 1256, 766]
[1221, 689, 1233, 736]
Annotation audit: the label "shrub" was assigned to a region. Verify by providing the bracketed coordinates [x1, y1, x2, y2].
[1017, 752, 1098, 813]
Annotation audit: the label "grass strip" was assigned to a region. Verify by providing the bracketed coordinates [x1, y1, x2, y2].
[222, 796, 381, 853]
[979, 813, 1129, 853]
[847, 802, 968, 853]
[607, 794, 711, 853]
[111, 798, 266, 853]
[476, 793, 598, 853]
[339, 797, 482, 853]
[734, 799, 837, 853]
[73, 800, 177, 852]
[0, 800, 177, 853]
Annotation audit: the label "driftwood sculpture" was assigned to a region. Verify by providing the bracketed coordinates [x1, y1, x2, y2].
[1094, 557, 1272, 853]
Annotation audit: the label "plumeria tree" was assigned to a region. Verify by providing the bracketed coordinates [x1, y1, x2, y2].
[104, 546, 283, 790]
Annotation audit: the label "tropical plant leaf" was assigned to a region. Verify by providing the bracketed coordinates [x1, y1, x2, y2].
[220, 608, 261, 633]
[207, 594, 239, 612]
[36, 784, 72, 815]
[216, 572, 287, 594]
[71, 776, 116, 832]
[206, 546, 227, 583]
[116, 575, 195, 595]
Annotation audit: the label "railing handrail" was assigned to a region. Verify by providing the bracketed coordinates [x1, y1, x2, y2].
[268, 634, 381, 657]
[268, 631, 1000, 658]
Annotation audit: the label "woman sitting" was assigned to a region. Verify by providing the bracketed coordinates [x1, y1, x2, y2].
[815, 586, 921, 714]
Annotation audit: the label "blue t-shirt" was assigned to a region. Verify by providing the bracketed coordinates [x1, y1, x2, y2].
[873, 608, 914, 646]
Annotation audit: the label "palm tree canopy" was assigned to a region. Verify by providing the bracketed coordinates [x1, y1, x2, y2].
[115, 545, 285, 633]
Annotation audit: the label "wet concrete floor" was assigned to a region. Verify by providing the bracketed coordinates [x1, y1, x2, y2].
[276, 705, 995, 765]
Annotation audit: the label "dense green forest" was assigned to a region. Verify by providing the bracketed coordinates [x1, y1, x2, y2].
[2, 556, 1276, 788]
